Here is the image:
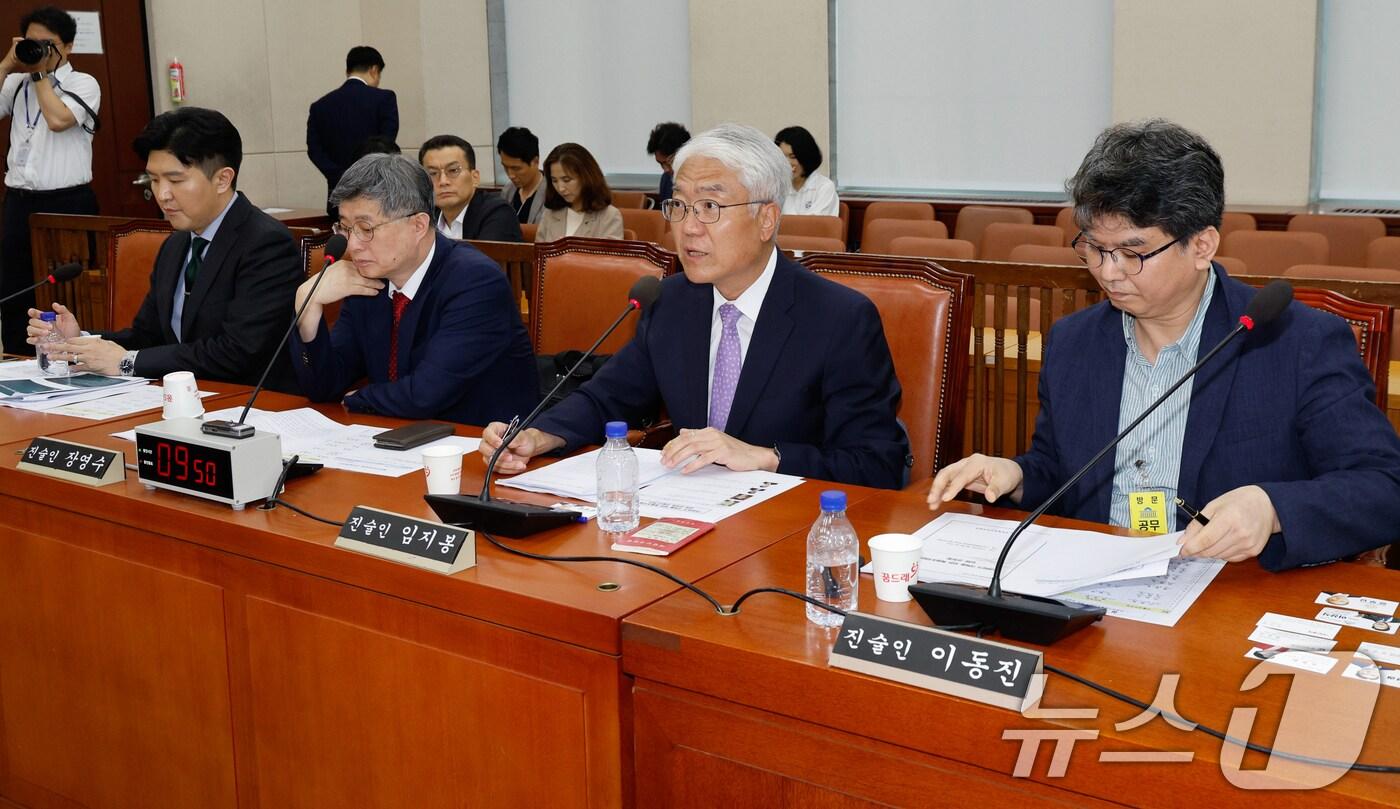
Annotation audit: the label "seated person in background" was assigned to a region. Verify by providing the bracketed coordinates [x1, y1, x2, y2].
[497, 126, 546, 226]
[290, 153, 538, 425]
[775, 125, 838, 217]
[419, 134, 521, 242]
[647, 121, 690, 203]
[928, 119, 1400, 570]
[483, 123, 910, 489]
[28, 106, 302, 389]
[535, 142, 624, 242]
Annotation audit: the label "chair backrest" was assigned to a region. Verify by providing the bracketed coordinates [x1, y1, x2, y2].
[778, 214, 843, 240]
[838, 201, 850, 243]
[888, 236, 976, 260]
[1214, 255, 1248, 275]
[864, 200, 935, 231]
[1289, 286, 1392, 408]
[776, 234, 847, 253]
[952, 205, 1033, 252]
[796, 252, 974, 476]
[1283, 264, 1400, 363]
[1220, 212, 1257, 239]
[618, 208, 667, 244]
[1288, 214, 1386, 268]
[532, 237, 678, 355]
[1054, 207, 1078, 244]
[612, 190, 650, 209]
[1367, 236, 1400, 270]
[1220, 230, 1329, 276]
[861, 219, 949, 255]
[106, 223, 172, 329]
[979, 223, 1064, 261]
[295, 229, 338, 327]
[1008, 244, 1079, 265]
[521, 223, 538, 242]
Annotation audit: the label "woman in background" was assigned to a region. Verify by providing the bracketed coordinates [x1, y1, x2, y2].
[775, 125, 839, 217]
[536, 143, 625, 241]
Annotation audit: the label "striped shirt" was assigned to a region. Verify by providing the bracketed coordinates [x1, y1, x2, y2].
[1108, 276, 1215, 532]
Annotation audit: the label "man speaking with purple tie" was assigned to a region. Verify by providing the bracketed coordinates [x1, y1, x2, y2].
[478, 123, 910, 489]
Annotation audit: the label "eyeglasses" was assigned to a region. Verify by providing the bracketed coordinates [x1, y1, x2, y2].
[333, 214, 417, 243]
[425, 165, 467, 182]
[1071, 232, 1181, 276]
[660, 198, 771, 225]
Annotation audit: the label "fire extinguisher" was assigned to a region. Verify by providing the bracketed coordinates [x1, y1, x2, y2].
[168, 57, 186, 104]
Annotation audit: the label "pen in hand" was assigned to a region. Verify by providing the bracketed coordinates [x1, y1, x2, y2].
[1174, 497, 1210, 527]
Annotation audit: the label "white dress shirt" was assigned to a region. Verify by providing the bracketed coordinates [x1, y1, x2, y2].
[436, 205, 467, 240]
[781, 171, 839, 217]
[706, 247, 778, 414]
[0, 63, 100, 190]
[389, 242, 436, 300]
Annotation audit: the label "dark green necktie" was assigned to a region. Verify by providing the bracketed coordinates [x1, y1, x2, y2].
[184, 236, 209, 291]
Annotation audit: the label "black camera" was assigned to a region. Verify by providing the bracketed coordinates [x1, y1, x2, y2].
[14, 38, 53, 66]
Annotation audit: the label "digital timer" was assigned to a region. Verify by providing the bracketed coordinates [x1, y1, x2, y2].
[134, 418, 284, 509]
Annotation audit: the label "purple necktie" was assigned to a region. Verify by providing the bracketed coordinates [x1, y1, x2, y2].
[708, 303, 742, 430]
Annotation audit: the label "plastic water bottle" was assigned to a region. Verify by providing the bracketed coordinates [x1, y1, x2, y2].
[596, 420, 639, 533]
[37, 312, 68, 377]
[806, 490, 859, 627]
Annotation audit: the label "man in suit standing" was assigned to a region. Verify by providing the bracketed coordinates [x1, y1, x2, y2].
[479, 123, 910, 489]
[307, 46, 398, 209]
[27, 107, 302, 389]
[290, 153, 537, 426]
[496, 126, 546, 226]
[928, 119, 1400, 570]
[418, 135, 521, 242]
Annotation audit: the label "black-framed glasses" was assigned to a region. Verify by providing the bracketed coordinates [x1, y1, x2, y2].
[660, 198, 771, 224]
[1070, 232, 1181, 276]
[333, 213, 417, 243]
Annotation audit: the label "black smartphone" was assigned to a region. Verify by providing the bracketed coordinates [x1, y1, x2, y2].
[373, 422, 455, 451]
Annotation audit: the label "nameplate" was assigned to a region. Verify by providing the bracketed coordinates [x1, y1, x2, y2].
[829, 612, 1043, 712]
[334, 506, 476, 575]
[17, 436, 124, 486]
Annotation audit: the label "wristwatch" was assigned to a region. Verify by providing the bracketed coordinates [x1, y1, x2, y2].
[119, 351, 137, 377]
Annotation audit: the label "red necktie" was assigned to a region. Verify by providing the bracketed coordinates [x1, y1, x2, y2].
[387, 292, 411, 381]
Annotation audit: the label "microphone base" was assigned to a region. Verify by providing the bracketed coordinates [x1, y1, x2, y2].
[425, 494, 581, 537]
[909, 582, 1106, 645]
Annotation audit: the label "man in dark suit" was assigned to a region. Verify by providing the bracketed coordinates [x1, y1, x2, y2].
[480, 124, 909, 489]
[290, 153, 537, 426]
[307, 46, 398, 206]
[929, 119, 1400, 570]
[27, 107, 302, 389]
[418, 135, 521, 242]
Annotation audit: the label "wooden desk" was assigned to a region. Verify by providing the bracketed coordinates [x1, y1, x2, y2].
[623, 488, 1400, 807]
[0, 390, 877, 808]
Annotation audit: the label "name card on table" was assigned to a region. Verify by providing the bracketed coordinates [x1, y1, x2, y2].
[17, 436, 124, 486]
[830, 612, 1043, 712]
[335, 506, 476, 575]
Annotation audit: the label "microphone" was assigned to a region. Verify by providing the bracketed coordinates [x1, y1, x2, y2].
[426, 274, 663, 537]
[0, 262, 83, 305]
[201, 234, 349, 439]
[911, 280, 1294, 644]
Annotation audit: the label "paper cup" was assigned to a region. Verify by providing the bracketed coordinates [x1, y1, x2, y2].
[868, 533, 923, 602]
[161, 371, 203, 419]
[422, 444, 464, 495]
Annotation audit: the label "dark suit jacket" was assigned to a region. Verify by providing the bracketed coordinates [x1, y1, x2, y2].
[1013, 263, 1400, 570]
[306, 78, 399, 196]
[104, 193, 302, 390]
[443, 191, 523, 242]
[291, 233, 538, 426]
[533, 253, 911, 489]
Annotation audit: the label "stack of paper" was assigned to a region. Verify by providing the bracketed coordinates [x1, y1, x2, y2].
[498, 447, 806, 523]
[0, 368, 147, 410]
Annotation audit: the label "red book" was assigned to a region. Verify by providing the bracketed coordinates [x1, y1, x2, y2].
[610, 518, 715, 556]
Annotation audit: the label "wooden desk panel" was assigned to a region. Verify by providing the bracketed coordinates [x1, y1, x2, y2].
[623, 489, 1400, 807]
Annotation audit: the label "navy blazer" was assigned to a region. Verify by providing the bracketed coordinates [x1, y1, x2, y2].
[306, 79, 399, 196]
[1014, 263, 1400, 570]
[291, 234, 538, 426]
[533, 253, 911, 489]
[104, 192, 302, 390]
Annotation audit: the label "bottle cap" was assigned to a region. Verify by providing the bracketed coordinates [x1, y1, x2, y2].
[820, 490, 846, 511]
[604, 420, 628, 439]
[40, 312, 56, 322]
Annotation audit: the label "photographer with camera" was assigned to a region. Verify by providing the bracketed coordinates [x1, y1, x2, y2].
[0, 6, 99, 354]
